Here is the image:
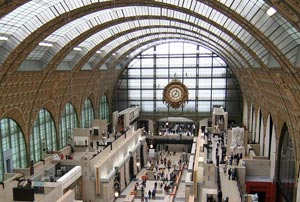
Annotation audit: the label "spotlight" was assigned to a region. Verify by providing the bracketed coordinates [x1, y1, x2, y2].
[114, 190, 120, 197]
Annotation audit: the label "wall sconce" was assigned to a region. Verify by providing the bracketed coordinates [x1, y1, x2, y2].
[114, 173, 120, 198]
[136, 153, 140, 171]
[114, 189, 120, 197]
[149, 138, 154, 149]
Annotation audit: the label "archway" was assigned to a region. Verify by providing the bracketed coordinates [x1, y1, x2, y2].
[255, 109, 264, 155]
[249, 103, 256, 142]
[264, 114, 276, 180]
[276, 123, 296, 202]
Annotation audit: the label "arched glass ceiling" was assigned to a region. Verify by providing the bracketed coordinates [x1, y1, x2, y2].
[55, 23, 252, 70]
[99, 39, 226, 71]
[102, 35, 240, 70]
[115, 39, 229, 68]
[218, 0, 299, 38]
[23, 9, 260, 71]
[0, 0, 299, 70]
[99, 29, 246, 67]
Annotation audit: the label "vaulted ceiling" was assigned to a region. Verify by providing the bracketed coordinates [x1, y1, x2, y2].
[0, 0, 300, 139]
[0, 0, 299, 73]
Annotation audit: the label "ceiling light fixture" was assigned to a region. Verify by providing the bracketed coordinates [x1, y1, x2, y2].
[38, 42, 53, 47]
[267, 7, 276, 16]
[0, 36, 8, 41]
[96, 50, 101, 54]
[73, 47, 82, 51]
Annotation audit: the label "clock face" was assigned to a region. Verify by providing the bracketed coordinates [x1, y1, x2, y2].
[169, 87, 182, 101]
[163, 80, 188, 109]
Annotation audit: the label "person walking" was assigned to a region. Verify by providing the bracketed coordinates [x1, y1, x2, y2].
[232, 168, 236, 180]
[228, 168, 232, 180]
[152, 189, 156, 199]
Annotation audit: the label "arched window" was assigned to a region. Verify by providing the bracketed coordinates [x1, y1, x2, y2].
[60, 103, 78, 149]
[277, 123, 295, 202]
[265, 115, 274, 159]
[99, 95, 110, 122]
[81, 98, 94, 128]
[256, 109, 264, 155]
[250, 104, 256, 142]
[0, 118, 27, 182]
[116, 42, 242, 117]
[265, 115, 276, 180]
[243, 99, 248, 129]
[30, 109, 57, 163]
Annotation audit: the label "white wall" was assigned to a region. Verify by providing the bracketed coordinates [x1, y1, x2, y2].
[199, 118, 208, 132]
[98, 129, 141, 178]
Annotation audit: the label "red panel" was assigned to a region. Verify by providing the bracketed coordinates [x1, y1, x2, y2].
[246, 181, 276, 202]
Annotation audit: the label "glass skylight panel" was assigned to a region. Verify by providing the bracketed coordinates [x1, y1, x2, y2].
[229, 0, 242, 11]
[234, 0, 248, 15]
[273, 17, 300, 40]
[122, 7, 133, 16]
[204, 6, 213, 19]
[133, 7, 142, 16]
[217, 0, 231, 8]
[231, 23, 242, 36]
[212, 11, 223, 25]
[253, 43, 266, 57]
[241, 2, 257, 20]
[193, 2, 204, 14]
[282, 43, 298, 61]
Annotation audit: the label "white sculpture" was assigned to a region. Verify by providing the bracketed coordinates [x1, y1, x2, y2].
[231, 127, 244, 148]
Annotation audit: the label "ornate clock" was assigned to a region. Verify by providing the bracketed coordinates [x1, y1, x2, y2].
[163, 80, 188, 109]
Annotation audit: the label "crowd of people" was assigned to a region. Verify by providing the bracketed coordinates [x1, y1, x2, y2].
[228, 152, 243, 166]
[157, 122, 196, 136]
[139, 149, 187, 202]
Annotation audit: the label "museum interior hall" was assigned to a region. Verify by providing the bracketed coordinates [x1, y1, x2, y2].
[0, 1, 300, 202]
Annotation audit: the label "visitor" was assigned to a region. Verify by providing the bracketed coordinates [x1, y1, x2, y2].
[228, 168, 232, 180]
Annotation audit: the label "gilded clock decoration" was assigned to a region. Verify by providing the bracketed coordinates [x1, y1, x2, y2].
[163, 80, 188, 109]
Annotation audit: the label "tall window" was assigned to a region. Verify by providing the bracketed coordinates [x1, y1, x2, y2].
[116, 42, 242, 117]
[81, 98, 94, 128]
[99, 95, 110, 122]
[277, 123, 295, 202]
[0, 118, 27, 182]
[30, 109, 57, 163]
[60, 103, 78, 149]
